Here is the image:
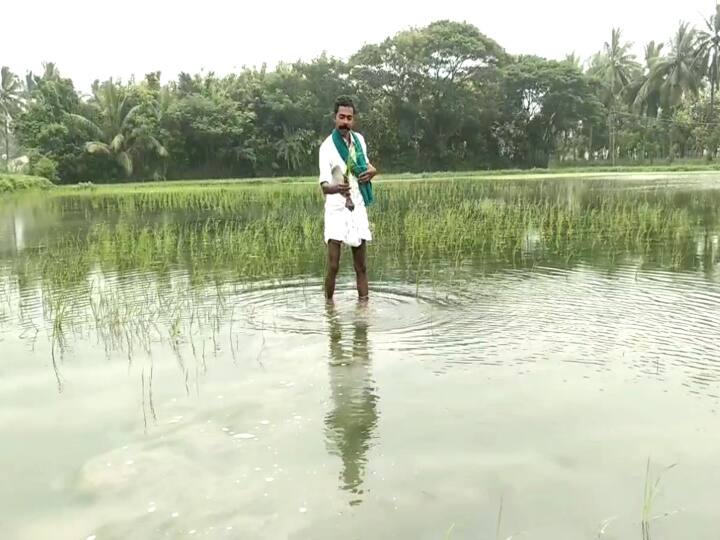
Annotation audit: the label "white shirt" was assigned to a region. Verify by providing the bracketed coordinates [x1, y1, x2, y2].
[318, 131, 369, 211]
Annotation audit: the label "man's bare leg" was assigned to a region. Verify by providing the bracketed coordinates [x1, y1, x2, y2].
[325, 240, 342, 300]
[351, 240, 368, 300]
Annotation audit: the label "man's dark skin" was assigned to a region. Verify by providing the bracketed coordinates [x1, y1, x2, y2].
[321, 104, 378, 301]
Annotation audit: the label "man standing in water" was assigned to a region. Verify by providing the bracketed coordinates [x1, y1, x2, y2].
[319, 96, 378, 301]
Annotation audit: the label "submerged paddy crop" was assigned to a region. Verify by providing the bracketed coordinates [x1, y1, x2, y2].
[1, 176, 718, 365]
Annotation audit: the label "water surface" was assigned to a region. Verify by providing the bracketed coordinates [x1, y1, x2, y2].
[1, 176, 719, 539]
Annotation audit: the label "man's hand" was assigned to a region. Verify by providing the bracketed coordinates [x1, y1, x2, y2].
[358, 164, 377, 183]
[322, 182, 351, 195]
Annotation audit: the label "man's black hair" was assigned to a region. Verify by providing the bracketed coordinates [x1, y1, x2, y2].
[334, 95, 356, 114]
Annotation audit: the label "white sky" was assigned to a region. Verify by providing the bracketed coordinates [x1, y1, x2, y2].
[4, 0, 717, 93]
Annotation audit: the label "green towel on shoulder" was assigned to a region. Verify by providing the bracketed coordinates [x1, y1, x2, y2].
[331, 128, 374, 206]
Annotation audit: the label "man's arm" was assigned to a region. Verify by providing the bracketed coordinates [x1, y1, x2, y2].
[357, 134, 377, 183]
[319, 143, 350, 195]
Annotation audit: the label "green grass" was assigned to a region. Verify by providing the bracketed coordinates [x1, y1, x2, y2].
[8, 177, 718, 288]
[0, 174, 55, 194]
[28, 165, 717, 195]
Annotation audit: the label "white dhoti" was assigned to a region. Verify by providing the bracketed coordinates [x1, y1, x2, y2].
[318, 130, 374, 246]
[324, 203, 372, 247]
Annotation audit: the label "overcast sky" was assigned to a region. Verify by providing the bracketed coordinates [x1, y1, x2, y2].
[4, 0, 717, 92]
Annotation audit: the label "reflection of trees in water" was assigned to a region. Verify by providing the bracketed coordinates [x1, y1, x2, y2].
[0, 210, 25, 255]
[324, 303, 378, 505]
[697, 231, 720, 277]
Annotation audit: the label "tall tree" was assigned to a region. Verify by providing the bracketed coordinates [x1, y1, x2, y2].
[501, 56, 603, 167]
[350, 20, 509, 170]
[629, 41, 665, 116]
[589, 28, 640, 106]
[649, 22, 702, 110]
[588, 28, 640, 164]
[1, 67, 23, 171]
[15, 67, 136, 183]
[639, 23, 703, 160]
[164, 88, 256, 178]
[695, 5, 720, 118]
[622, 41, 667, 161]
[69, 81, 167, 177]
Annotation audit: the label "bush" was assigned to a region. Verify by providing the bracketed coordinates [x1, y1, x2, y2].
[0, 174, 55, 193]
[30, 156, 59, 182]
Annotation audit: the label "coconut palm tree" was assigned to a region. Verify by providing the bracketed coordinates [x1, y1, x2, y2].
[649, 22, 703, 110]
[695, 4, 720, 118]
[563, 52, 583, 71]
[629, 41, 665, 117]
[23, 62, 61, 99]
[69, 81, 167, 177]
[1, 67, 23, 171]
[634, 23, 703, 160]
[587, 29, 640, 164]
[589, 28, 640, 106]
[146, 87, 174, 179]
[625, 42, 666, 161]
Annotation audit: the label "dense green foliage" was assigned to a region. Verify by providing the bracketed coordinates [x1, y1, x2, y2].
[0, 174, 55, 193]
[4, 14, 720, 183]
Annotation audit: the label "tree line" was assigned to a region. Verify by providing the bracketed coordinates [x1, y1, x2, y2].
[3, 13, 720, 183]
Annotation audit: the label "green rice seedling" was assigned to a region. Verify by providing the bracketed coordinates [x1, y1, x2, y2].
[642, 458, 678, 540]
[1, 175, 718, 365]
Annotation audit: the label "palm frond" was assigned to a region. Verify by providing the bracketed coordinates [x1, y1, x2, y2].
[116, 151, 133, 176]
[122, 104, 144, 130]
[146, 135, 169, 158]
[66, 113, 106, 141]
[85, 141, 112, 155]
[110, 133, 125, 153]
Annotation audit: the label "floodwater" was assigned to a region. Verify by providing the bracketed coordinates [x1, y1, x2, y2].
[1, 176, 719, 540]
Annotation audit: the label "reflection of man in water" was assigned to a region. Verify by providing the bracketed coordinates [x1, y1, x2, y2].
[324, 303, 378, 505]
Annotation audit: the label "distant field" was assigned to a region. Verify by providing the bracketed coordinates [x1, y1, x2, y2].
[29, 166, 718, 196]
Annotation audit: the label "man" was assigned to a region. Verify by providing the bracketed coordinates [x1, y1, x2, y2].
[319, 96, 378, 301]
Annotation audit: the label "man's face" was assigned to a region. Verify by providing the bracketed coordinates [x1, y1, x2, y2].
[334, 106, 354, 135]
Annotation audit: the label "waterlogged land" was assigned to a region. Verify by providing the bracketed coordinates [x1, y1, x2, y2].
[1, 174, 720, 540]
